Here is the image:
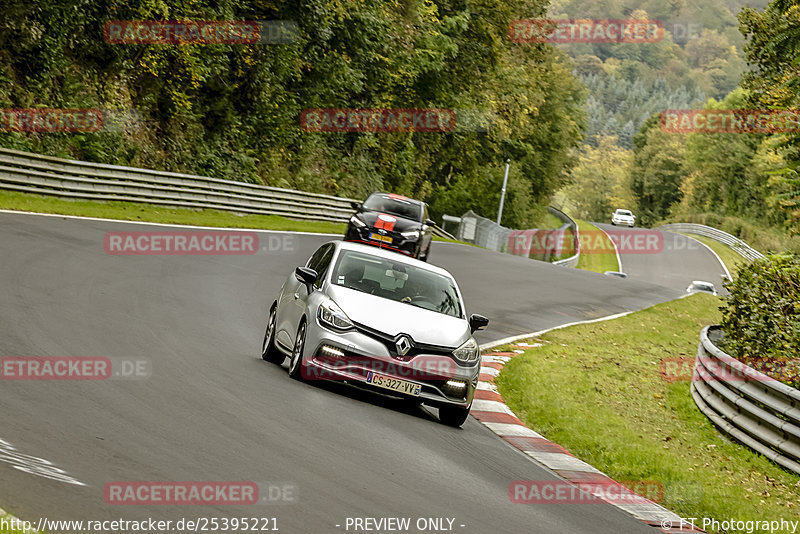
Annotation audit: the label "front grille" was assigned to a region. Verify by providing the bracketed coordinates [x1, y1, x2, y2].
[351, 322, 455, 358]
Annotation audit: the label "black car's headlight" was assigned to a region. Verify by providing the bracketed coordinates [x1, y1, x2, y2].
[400, 230, 420, 240]
[452, 337, 479, 363]
[317, 300, 354, 331]
[349, 215, 366, 228]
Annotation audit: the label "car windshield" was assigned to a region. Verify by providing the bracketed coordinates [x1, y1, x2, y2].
[617, 210, 632, 216]
[689, 282, 714, 292]
[331, 250, 462, 318]
[362, 194, 422, 221]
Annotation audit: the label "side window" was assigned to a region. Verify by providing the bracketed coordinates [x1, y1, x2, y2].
[422, 204, 430, 222]
[312, 246, 335, 288]
[306, 245, 329, 272]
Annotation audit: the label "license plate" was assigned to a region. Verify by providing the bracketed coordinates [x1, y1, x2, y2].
[369, 232, 393, 244]
[366, 372, 421, 396]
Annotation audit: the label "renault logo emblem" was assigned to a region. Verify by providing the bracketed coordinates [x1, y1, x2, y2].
[395, 335, 412, 356]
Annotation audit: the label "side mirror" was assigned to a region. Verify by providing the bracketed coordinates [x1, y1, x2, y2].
[469, 314, 489, 333]
[425, 218, 437, 227]
[295, 267, 318, 291]
[350, 201, 362, 211]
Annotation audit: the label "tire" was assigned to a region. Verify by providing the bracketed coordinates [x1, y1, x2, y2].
[439, 404, 470, 427]
[420, 245, 430, 262]
[288, 321, 307, 380]
[261, 307, 284, 364]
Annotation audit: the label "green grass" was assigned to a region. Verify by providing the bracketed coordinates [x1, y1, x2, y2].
[0, 189, 348, 233]
[496, 294, 800, 532]
[0, 189, 465, 245]
[576, 219, 620, 273]
[0, 511, 29, 534]
[542, 212, 565, 230]
[679, 233, 749, 275]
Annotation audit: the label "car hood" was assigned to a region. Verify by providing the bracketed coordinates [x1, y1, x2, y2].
[326, 285, 470, 348]
[357, 211, 420, 232]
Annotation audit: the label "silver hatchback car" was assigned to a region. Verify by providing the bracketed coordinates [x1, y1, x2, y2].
[261, 240, 489, 427]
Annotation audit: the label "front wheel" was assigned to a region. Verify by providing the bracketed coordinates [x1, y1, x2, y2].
[288, 321, 307, 380]
[261, 307, 284, 364]
[439, 404, 470, 427]
[419, 245, 430, 262]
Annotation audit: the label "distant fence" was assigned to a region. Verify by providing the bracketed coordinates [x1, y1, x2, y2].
[453, 207, 580, 267]
[0, 147, 455, 238]
[692, 326, 800, 475]
[656, 223, 764, 261]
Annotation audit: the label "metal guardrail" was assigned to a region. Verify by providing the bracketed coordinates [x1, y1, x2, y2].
[656, 223, 764, 261]
[453, 207, 580, 266]
[691, 326, 800, 475]
[549, 206, 580, 267]
[0, 147, 455, 239]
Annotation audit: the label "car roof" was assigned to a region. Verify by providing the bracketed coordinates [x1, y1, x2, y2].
[367, 192, 426, 206]
[333, 240, 454, 278]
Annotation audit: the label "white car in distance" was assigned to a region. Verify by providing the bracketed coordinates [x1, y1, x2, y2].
[611, 209, 636, 227]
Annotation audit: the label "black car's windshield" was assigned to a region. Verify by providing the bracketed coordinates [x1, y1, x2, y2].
[362, 194, 422, 221]
[331, 250, 462, 318]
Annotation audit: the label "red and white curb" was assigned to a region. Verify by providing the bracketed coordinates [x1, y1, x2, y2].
[473, 340, 703, 533]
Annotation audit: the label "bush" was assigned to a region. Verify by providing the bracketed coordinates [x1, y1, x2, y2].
[720, 254, 800, 388]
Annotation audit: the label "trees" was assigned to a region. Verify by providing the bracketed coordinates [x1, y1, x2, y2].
[561, 136, 634, 221]
[739, 0, 800, 229]
[0, 0, 587, 228]
[630, 114, 687, 226]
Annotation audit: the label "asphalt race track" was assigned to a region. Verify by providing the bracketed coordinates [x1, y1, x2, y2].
[596, 223, 728, 294]
[0, 212, 725, 533]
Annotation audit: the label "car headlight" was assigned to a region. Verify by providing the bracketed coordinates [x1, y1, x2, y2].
[350, 215, 366, 228]
[452, 337, 479, 363]
[318, 300, 354, 331]
[400, 230, 420, 240]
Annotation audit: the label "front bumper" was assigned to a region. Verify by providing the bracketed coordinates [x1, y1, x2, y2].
[344, 224, 418, 257]
[302, 321, 478, 408]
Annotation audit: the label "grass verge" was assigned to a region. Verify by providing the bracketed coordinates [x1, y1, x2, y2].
[679, 233, 749, 275]
[0, 190, 462, 243]
[0, 190, 347, 234]
[576, 219, 619, 273]
[495, 294, 800, 532]
[0, 510, 28, 534]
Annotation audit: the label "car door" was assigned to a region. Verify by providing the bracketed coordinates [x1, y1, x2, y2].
[276, 243, 333, 349]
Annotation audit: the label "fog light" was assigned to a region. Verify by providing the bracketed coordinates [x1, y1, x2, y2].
[443, 379, 467, 397]
[320, 344, 345, 359]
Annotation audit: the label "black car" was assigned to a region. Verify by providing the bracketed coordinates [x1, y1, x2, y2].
[344, 192, 436, 261]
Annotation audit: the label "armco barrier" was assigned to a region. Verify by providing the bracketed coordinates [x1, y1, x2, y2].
[656, 223, 764, 261]
[691, 326, 800, 475]
[0, 147, 455, 239]
[549, 206, 580, 267]
[454, 207, 580, 267]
